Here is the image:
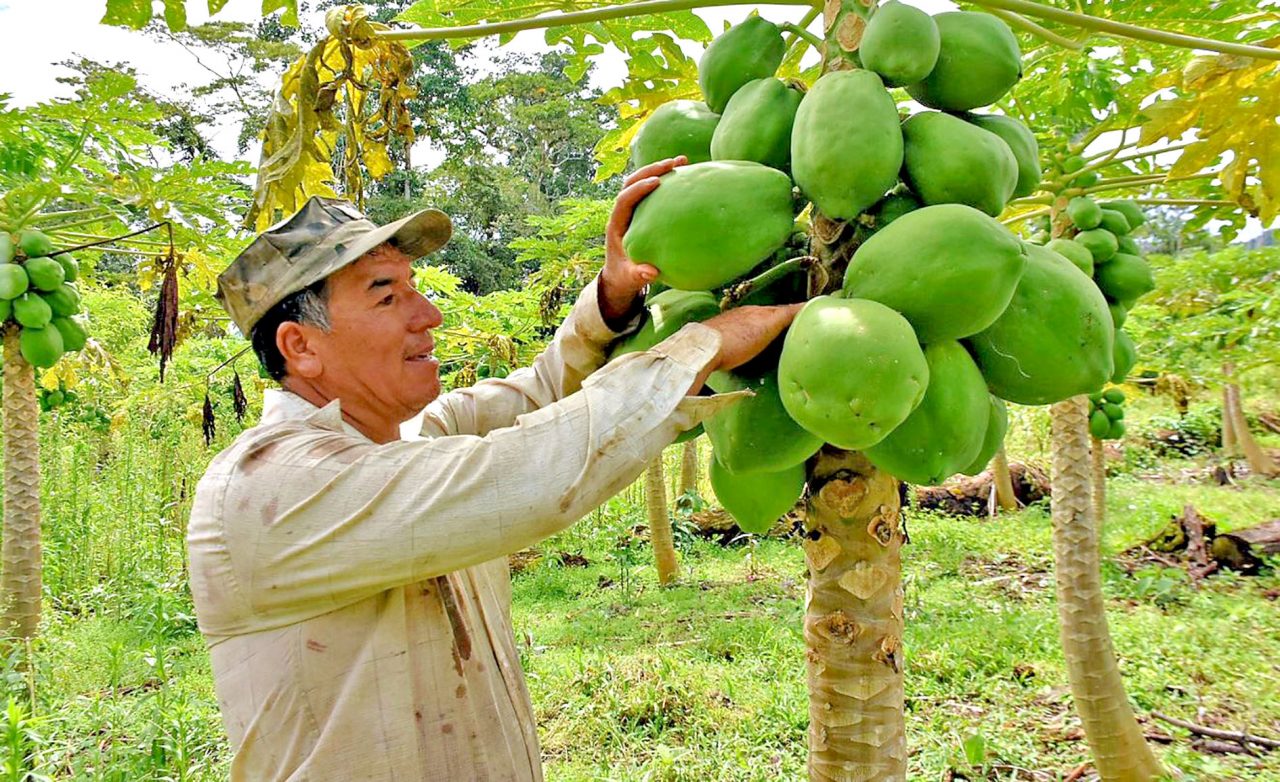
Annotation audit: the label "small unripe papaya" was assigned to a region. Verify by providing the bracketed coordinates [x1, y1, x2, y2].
[24, 256, 65, 291]
[859, 0, 940, 87]
[906, 11, 1021, 111]
[902, 111, 1018, 217]
[13, 293, 52, 329]
[1111, 329, 1137, 384]
[1046, 238, 1094, 277]
[1098, 209, 1131, 236]
[55, 253, 80, 282]
[0, 264, 29, 300]
[710, 456, 804, 534]
[966, 113, 1041, 198]
[1075, 228, 1118, 264]
[1094, 253, 1154, 305]
[1066, 197, 1102, 230]
[710, 78, 803, 171]
[1089, 409, 1111, 439]
[630, 100, 719, 169]
[1102, 200, 1145, 228]
[51, 316, 88, 352]
[19, 325, 64, 368]
[698, 17, 786, 114]
[16, 229, 54, 259]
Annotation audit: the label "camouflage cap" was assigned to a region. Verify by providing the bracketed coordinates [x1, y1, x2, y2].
[217, 197, 452, 335]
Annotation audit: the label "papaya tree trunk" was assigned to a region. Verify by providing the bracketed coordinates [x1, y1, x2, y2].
[805, 449, 905, 782]
[992, 446, 1018, 512]
[2, 329, 43, 642]
[645, 458, 679, 586]
[678, 439, 699, 499]
[1090, 436, 1106, 531]
[1051, 397, 1163, 781]
[1221, 383, 1239, 456]
[1222, 365, 1278, 477]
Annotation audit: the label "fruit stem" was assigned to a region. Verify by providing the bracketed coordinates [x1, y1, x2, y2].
[1079, 171, 1217, 195]
[376, 0, 820, 42]
[1126, 198, 1239, 208]
[967, 0, 1280, 61]
[984, 8, 1082, 50]
[783, 6, 822, 50]
[1081, 139, 1195, 166]
[719, 256, 813, 310]
[781, 21, 825, 52]
[1001, 207, 1050, 225]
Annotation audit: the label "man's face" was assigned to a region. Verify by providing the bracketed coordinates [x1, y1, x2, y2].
[302, 245, 444, 424]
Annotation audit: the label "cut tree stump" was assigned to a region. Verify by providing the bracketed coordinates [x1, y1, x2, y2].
[1210, 519, 1280, 573]
[913, 462, 1050, 517]
[1133, 507, 1279, 575]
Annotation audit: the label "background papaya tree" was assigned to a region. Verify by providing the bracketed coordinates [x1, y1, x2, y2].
[0, 66, 248, 645]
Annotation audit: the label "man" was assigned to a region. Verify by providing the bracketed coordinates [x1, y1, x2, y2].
[188, 157, 802, 780]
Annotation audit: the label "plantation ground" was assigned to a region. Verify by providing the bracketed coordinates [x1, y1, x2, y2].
[21, 427, 1280, 780]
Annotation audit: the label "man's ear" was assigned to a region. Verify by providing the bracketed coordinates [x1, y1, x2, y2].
[277, 322, 323, 379]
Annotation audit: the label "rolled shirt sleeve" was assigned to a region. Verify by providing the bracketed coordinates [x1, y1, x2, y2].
[195, 323, 743, 636]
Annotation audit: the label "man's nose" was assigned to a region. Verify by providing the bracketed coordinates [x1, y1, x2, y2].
[411, 292, 444, 332]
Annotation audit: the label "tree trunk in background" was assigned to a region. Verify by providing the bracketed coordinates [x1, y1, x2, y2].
[678, 440, 699, 499]
[805, 450, 905, 782]
[645, 459, 679, 586]
[1051, 397, 1163, 781]
[992, 447, 1018, 512]
[1221, 383, 1239, 456]
[2, 330, 43, 642]
[1223, 365, 1278, 477]
[1090, 436, 1106, 532]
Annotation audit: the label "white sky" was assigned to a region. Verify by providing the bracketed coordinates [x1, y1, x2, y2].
[0, 0, 1267, 240]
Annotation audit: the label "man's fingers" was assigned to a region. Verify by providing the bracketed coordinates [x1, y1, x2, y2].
[623, 156, 687, 188]
[606, 176, 662, 250]
[633, 263, 659, 283]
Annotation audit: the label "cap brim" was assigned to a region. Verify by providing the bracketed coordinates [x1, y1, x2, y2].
[333, 207, 453, 271]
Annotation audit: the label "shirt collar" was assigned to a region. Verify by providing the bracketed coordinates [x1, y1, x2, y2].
[261, 389, 371, 441]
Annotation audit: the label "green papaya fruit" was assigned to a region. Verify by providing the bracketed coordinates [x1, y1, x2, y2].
[0, 234, 12, 264]
[16, 229, 54, 259]
[24, 256, 65, 291]
[51, 316, 88, 352]
[18, 325, 63, 368]
[1089, 409, 1111, 439]
[709, 457, 804, 534]
[710, 78, 803, 171]
[0, 264, 29, 300]
[1066, 196, 1102, 230]
[13, 293, 52, 329]
[842, 204, 1027, 342]
[630, 100, 720, 169]
[1098, 209, 1131, 236]
[961, 395, 1008, 476]
[1111, 329, 1136, 384]
[705, 371, 823, 473]
[1075, 228, 1118, 264]
[1072, 170, 1100, 188]
[54, 253, 79, 283]
[906, 11, 1021, 111]
[902, 111, 1018, 217]
[1103, 388, 1125, 404]
[1116, 234, 1140, 256]
[623, 161, 795, 291]
[1108, 420, 1127, 440]
[966, 113, 1041, 198]
[1102, 402, 1124, 421]
[699, 17, 786, 114]
[1088, 391, 1104, 405]
[1102, 200, 1145, 228]
[0, 298, 10, 323]
[610, 289, 720, 357]
[870, 189, 922, 229]
[1062, 156, 1085, 174]
[791, 69, 904, 221]
[42, 283, 81, 318]
[1046, 238, 1094, 277]
[866, 341, 990, 485]
[778, 297, 929, 450]
[966, 243, 1114, 405]
[859, 0, 940, 87]
[1108, 301, 1127, 329]
[1094, 253, 1154, 305]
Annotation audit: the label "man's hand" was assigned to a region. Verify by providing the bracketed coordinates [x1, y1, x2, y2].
[690, 303, 807, 392]
[598, 156, 687, 329]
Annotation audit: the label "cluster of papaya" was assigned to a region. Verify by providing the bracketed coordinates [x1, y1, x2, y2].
[1088, 389, 1126, 441]
[39, 385, 79, 412]
[0, 229, 89, 369]
[615, 4, 1140, 532]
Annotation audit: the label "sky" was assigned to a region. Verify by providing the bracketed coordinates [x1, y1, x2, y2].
[0, 0, 1267, 241]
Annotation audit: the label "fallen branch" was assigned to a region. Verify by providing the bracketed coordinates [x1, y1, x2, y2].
[1152, 711, 1280, 752]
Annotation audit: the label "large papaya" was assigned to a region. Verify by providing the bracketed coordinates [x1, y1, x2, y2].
[966, 243, 1114, 405]
[859, 0, 940, 87]
[13, 293, 51, 329]
[710, 78, 803, 172]
[24, 256, 65, 291]
[791, 70, 903, 221]
[630, 100, 720, 169]
[966, 113, 1041, 198]
[865, 341, 990, 486]
[16, 229, 54, 259]
[698, 17, 786, 114]
[0, 264, 29, 300]
[906, 11, 1021, 111]
[709, 457, 804, 534]
[902, 111, 1018, 217]
[623, 161, 795, 291]
[1111, 329, 1136, 384]
[18, 325, 63, 368]
[610, 289, 720, 357]
[842, 204, 1027, 343]
[961, 396, 1009, 476]
[705, 370, 822, 474]
[51, 316, 87, 352]
[778, 297, 929, 451]
[1094, 252, 1154, 305]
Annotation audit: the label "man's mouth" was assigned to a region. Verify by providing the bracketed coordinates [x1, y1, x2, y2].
[406, 350, 435, 363]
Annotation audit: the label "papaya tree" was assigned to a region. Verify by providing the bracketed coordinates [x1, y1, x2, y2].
[0, 68, 247, 644]
[175, 1, 1279, 779]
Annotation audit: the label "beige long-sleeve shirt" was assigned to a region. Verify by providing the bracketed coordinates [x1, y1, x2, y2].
[187, 279, 735, 781]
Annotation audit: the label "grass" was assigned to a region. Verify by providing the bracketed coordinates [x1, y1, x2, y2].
[7, 401, 1280, 780]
